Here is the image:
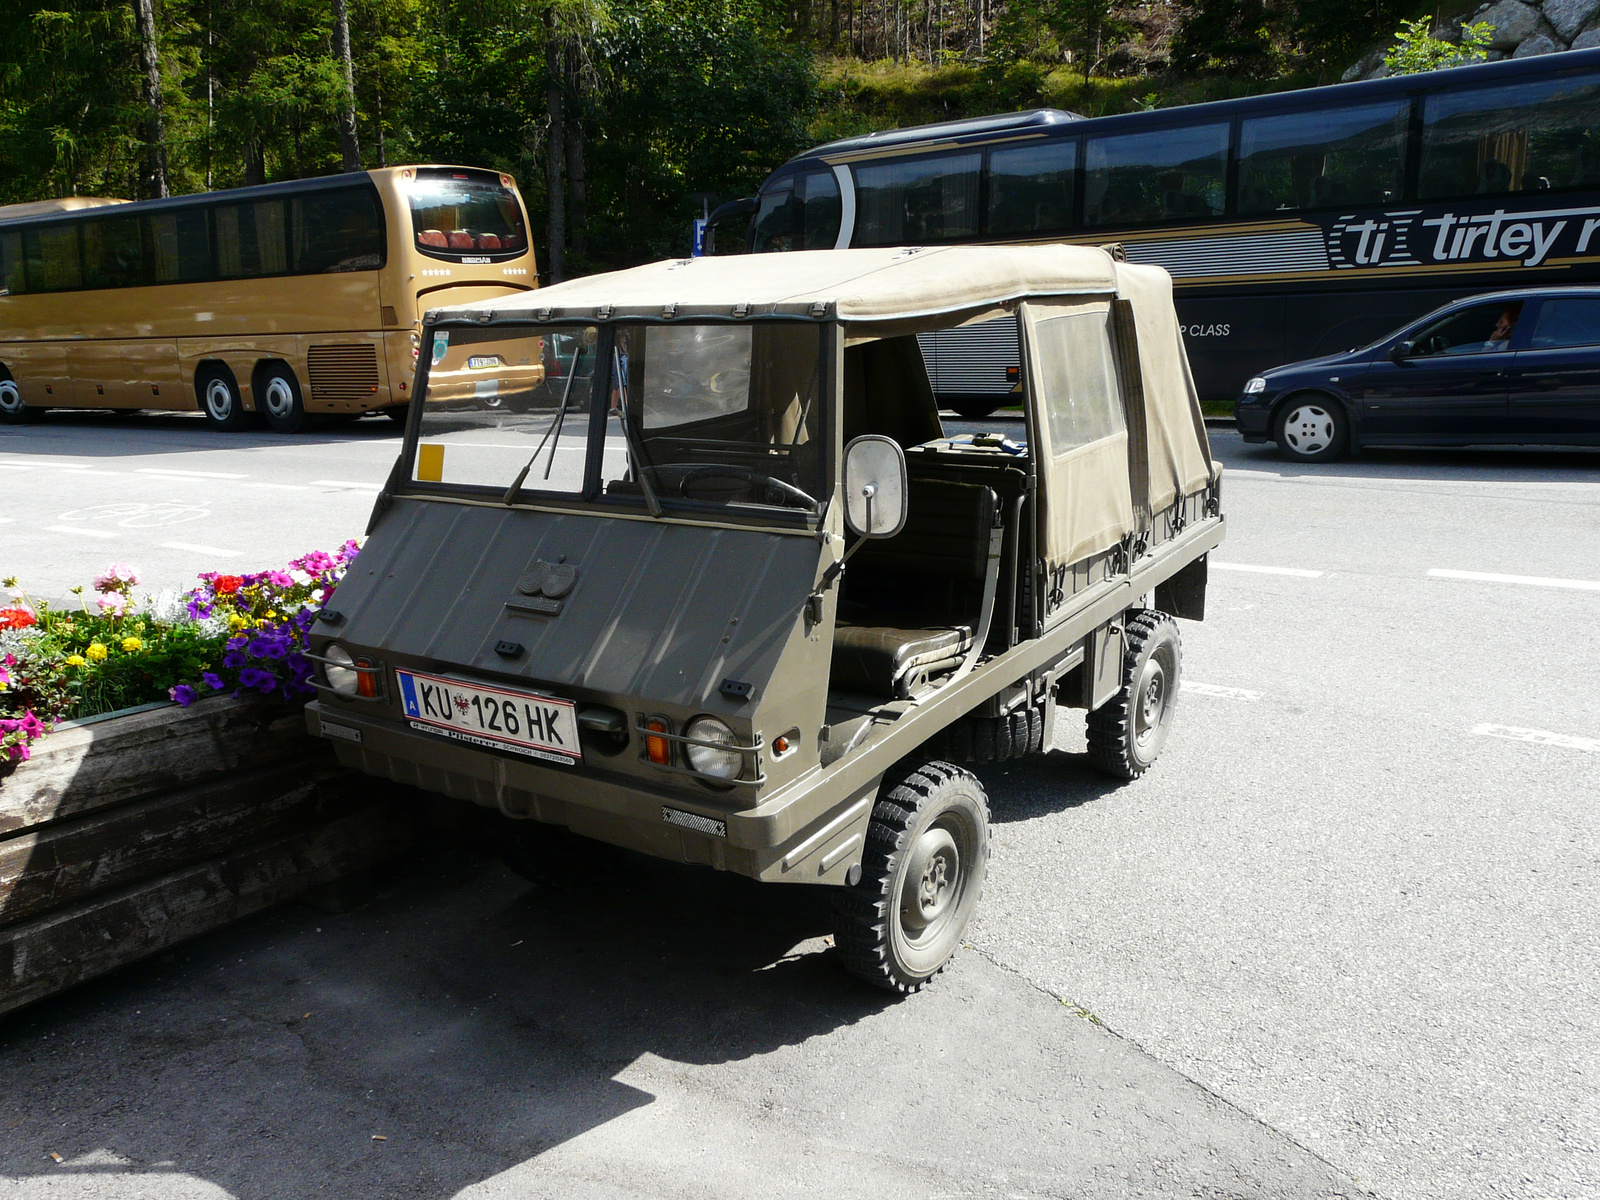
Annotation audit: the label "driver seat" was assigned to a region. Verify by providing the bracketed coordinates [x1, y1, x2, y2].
[830, 477, 999, 698]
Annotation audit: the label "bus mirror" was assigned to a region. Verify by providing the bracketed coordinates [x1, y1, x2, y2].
[1388, 340, 1414, 362]
[843, 435, 908, 539]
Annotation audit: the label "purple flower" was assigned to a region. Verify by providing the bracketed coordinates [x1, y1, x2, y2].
[265, 571, 294, 588]
[238, 666, 277, 693]
[222, 651, 247, 669]
[169, 684, 197, 706]
[202, 672, 225, 690]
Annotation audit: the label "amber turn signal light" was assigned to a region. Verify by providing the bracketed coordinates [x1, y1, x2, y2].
[356, 658, 377, 699]
[646, 718, 670, 765]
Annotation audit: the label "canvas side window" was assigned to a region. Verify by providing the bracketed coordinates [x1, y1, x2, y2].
[1032, 310, 1125, 452]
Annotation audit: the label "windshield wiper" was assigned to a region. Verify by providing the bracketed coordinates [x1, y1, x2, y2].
[501, 346, 585, 505]
[612, 347, 663, 518]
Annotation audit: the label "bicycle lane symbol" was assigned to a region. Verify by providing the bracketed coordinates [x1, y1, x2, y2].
[57, 502, 211, 528]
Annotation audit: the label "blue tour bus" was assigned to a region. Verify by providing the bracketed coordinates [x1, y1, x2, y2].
[709, 49, 1600, 412]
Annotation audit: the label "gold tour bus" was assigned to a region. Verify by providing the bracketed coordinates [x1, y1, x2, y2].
[0, 166, 539, 433]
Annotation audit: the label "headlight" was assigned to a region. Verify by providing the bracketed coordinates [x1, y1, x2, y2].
[683, 716, 743, 780]
[1242, 377, 1266, 395]
[323, 644, 359, 695]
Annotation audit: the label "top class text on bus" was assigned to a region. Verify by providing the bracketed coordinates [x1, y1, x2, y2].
[0, 166, 537, 432]
[710, 48, 1600, 405]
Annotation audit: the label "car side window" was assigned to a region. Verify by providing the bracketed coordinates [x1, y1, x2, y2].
[1529, 298, 1600, 349]
[1410, 302, 1522, 356]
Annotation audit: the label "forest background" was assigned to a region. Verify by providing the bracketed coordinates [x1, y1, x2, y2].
[0, 0, 1450, 278]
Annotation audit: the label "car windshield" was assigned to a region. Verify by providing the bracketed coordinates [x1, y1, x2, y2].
[409, 320, 825, 521]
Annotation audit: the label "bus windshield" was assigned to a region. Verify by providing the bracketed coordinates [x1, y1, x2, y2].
[409, 170, 528, 261]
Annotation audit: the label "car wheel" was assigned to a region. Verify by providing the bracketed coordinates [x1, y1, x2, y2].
[259, 364, 310, 434]
[1274, 396, 1348, 462]
[833, 760, 989, 993]
[948, 398, 1001, 419]
[0, 377, 42, 424]
[1087, 610, 1181, 780]
[198, 367, 251, 432]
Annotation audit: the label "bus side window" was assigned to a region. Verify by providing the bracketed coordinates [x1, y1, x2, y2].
[0, 231, 23, 296]
[292, 188, 384, 274]
[82, 215, 146, 290]
[147, 210, 213, 284]
[988, 140, 1077, 235]
[23, 224, 83, 293]
[217, 200, 289, 279]
[851, 152, 981, 247]
[1083, 125, 1228, 227]
[1420, 74, 1600, 200]
[1236, 102, 1407, 214]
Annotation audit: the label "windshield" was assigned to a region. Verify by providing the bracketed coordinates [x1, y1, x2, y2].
[600, 323, 824, 515]
[409, 320, 825, 522]
[409, 169, 528, 262]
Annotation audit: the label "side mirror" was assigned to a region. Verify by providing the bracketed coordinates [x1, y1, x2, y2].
[1387, 340, 1414, 363]
[842, 435, 908, 539]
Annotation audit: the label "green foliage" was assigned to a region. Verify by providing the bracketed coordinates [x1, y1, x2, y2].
[1382, 16, 1491, 75]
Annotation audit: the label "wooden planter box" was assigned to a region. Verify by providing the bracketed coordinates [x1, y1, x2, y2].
[0, 696, 415, 1017]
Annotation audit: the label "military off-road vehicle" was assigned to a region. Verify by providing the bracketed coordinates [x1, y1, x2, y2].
[306, 245, 1223, 992]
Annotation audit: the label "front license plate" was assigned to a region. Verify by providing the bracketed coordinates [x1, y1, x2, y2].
[395, 669, 580, 765]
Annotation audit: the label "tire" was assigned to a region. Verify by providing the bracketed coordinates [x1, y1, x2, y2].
[0, 377, 41, 424]
[197, 367, 251, 432]
[259, 363, 310, 434]
[382, 404, 409, 424]
[1274, 395, 1348, 462]
[1087, 610, 1181, 780]
[833, 761, 990, 993]
[947, 397, 1001, 419]
[497, 822, 590, 889]
[933, 705, 1043, 764]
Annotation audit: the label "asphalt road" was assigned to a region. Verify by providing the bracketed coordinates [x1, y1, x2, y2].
[2, 409, 1598, 1200]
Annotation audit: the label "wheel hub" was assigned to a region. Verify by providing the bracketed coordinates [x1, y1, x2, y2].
[0, 381, 20, 413]
[1284, 405, 1333, 455]
[206, 379, 233, 419]
[264, 377, 294, 417]
[901, 827, 959, 935]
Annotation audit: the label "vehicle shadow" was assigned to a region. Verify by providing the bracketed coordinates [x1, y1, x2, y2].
[972, 748, 1128, 823]
[1215, 430, 1600, 483]
[0, 833, 889, 1199]
[0, 408, 404, 452]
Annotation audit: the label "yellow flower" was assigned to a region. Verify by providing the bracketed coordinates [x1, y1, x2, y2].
[228, 614, 247, 631]
[265, 609, 278, 619]
[120, 636, 143, 653]
[255, 618, 269, 628]
[65, 654, 87, 667]
[86, 643, 108, 662]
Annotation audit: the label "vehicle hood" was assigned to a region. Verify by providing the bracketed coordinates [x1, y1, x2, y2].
[1261, 347, 1371, 381]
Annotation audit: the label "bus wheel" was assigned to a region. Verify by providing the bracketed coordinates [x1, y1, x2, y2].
[382, 404, 408, 423]
[1087, 610, 1181, 780]
[947, 398, 1000, 419]
[1274, 395, 1348, 462]
[198, 368, 251, 432]
[259, 364, 310, 434]
[0, 378, 40, 424]
[833, 761, 989, 993]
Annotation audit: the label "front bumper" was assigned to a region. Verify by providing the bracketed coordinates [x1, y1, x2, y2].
[306, 700, 872, 887]
[1234, 397, 1274, 442]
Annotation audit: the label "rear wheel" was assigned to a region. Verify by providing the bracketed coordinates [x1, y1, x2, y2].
[1274, 395, 1348, 462]
[947, 397, 1001, 419]
[382, 404, 409, 424]
[1087, 610, 1181, 779]
[0, 377, 41, 424]
[198, 367, 251, 432]
[834, 761, 989, 993]
[259, 363, 310, 434]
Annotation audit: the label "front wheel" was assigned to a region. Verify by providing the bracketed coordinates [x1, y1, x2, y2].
[834, 761, 990, 993]
[198, 367, 252, 432]
[1087, 610, 1181, 780]
[1274, 396, 1348, 462]
[259, 364, 310, 433]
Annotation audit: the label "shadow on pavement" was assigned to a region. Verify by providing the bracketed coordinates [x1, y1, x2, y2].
[0, 839, 887, 1199]
[0, 408, 404, 452]
[972, 749, 1128, 823]
[1217, 431, 1600, 482]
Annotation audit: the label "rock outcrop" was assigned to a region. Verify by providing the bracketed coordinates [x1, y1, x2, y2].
[1342, 0, 1600, 80]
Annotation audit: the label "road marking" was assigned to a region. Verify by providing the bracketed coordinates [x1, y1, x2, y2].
[1182, 682, 1261, 700]
[136, 468, 249, 480]
[1211, 561, 1325, 579]
[310, 479, 382, 490]
[1471, 724, 1600, 753]
[1428, 568, 1600, 592]
[46, 524, 119, 539]
[160, 541, 245, 557]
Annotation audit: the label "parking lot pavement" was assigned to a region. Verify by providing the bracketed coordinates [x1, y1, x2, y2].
[0, 843, 1364, 1200]
[2, 413, 1596, 1200]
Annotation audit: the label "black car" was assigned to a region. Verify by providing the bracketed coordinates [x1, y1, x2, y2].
[1235, 287, 1600, 461]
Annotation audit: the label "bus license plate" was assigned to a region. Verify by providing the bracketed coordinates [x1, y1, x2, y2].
[396, 669, 580, 765]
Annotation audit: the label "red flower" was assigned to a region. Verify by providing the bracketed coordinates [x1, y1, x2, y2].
[213, 576, 243, 595]
[0, 607, 36, 630]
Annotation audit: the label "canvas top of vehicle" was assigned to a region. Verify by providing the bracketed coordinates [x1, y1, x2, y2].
[307, 243, 1224, 992]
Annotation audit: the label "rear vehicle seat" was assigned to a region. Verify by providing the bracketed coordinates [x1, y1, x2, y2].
[831, 476, 997, 698]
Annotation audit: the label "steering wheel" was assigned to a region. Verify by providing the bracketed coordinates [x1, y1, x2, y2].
[677, 464, 818, 511]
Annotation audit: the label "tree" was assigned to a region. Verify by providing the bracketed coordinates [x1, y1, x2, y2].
[332, 0, 361, 170]
[1382, 16, 1491, 75]
[132, 0, 170, 195]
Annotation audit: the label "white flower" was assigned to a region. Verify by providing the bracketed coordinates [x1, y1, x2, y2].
[146, 589, 191, 624]
[199, 613, 231, 638]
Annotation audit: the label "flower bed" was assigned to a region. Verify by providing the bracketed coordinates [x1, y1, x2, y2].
[1, 541, 361, 765]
